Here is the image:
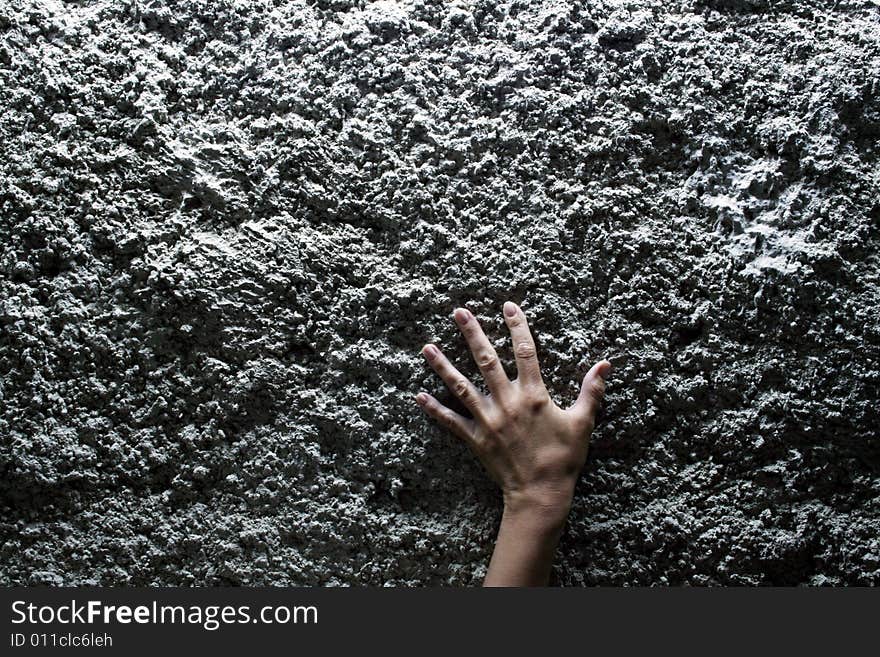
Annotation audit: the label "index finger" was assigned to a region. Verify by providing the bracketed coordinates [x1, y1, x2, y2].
[452, 307, 511, 399]
[502, 301, 543, 387]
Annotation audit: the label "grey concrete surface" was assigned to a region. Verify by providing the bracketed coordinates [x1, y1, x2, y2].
[1, 0, 878, 585]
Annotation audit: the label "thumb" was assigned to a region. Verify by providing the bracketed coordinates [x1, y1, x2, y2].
[570, 359, 612, 426]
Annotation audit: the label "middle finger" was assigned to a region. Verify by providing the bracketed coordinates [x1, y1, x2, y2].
[452, 307, 511, 400]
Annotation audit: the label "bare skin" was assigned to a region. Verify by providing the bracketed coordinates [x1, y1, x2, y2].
[415, 301, 611, 587]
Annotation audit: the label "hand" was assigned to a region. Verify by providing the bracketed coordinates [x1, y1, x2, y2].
[416, 301, 611, 586]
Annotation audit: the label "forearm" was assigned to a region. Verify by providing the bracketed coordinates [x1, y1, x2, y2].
[483, 491, 572, 587]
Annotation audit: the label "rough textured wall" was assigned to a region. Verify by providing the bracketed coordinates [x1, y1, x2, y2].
[1, 0, 879, 586]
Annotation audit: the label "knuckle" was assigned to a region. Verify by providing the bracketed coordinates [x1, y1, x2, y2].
[527, 391, 550, 412]
[452, 379, 471, 399]
[484, 415, 505, 434]
[588, 378, 606, 401]
[476, 350, 499, 370]
[500, 402, 520, 421]
[514, 341, 536, 360]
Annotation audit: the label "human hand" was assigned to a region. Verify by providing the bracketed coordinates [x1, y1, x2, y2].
[415, 301, 611, 586]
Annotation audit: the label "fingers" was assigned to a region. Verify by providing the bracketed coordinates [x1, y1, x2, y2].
[452, 307, 511, 398]
[502, 301, 543, 387]
[421, 343, 486, 418]
[415, 392, 476, 443]
[569, 360, 612, 430]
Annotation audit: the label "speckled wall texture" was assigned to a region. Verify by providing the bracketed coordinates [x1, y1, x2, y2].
[1, 0, 879, 585]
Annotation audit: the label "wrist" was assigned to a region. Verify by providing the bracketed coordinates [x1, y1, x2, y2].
[502, 484, 575, 532]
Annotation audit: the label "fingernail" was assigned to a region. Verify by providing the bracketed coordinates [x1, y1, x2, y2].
[415, 392, 428, 406]
[598, 360, 613, 379]
[422, 344, 439, 360]
[503, 301, 517, 317]
[453, 308, 470, 325]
